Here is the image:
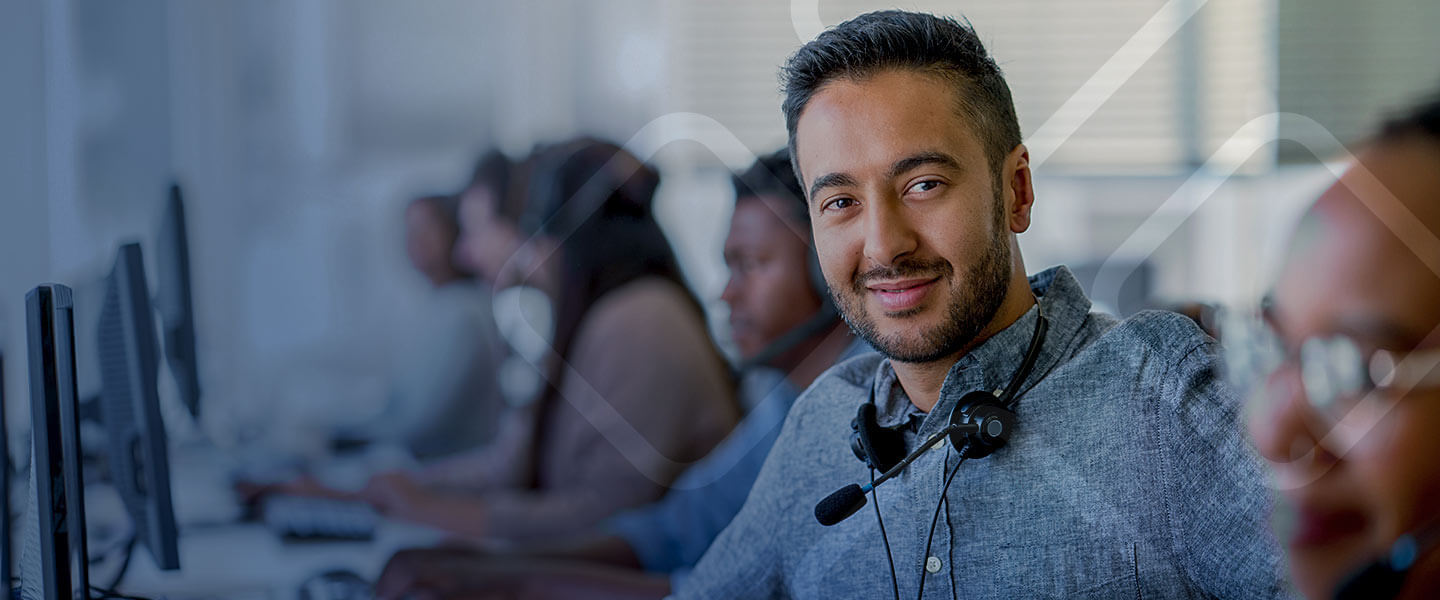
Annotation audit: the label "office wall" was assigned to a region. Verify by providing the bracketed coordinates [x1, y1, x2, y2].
[0, 0, 49, 455]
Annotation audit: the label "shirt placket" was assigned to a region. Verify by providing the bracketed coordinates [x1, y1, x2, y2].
[895, 430, 951, 599]
[920, 363, 987, 600]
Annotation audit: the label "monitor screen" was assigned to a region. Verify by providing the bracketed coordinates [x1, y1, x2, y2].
[21, 284, 90, 600]
[155, 183, 200, 420]
[96, 243, 180, 571]
[1, 345, 11, 594]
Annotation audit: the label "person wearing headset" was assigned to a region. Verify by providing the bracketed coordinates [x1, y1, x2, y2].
[371, 150, 871, 600]
[357, 139, 739, 542]
[676, 11, 1285, 599]
[1234, 93, 1440, 599]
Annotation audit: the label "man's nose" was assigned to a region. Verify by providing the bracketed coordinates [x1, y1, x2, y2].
[863, 198, 918, 268]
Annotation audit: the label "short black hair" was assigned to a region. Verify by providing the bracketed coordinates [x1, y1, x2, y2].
[733, 149, 808, 225]
[780, 10, 1022, 193]
[1378, 90, 1440, 145]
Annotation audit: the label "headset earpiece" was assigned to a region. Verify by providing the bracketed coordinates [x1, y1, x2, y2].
[851, 402, 907, 473]
[850, 403, 880, 468]
[948, 391, 1017, 459]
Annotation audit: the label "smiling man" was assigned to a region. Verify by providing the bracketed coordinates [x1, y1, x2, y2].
[676, 11, 1285, 599]
[1242, 94, 1440, 599]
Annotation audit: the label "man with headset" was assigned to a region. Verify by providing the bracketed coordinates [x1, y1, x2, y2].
[676, 11, 1285, 599]
[373, 151, 871, 599]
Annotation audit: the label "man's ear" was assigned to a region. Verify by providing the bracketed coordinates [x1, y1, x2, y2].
[1003, 144, 1035, 234]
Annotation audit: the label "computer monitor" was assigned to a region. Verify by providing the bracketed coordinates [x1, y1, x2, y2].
[21, 284, 90, 600]
[1, 343, 12, 594]
[96, 243, 179, 571]
[154, 183, 201, 419]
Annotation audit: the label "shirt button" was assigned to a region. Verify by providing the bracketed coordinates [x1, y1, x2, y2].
[926, 556, 942, 573]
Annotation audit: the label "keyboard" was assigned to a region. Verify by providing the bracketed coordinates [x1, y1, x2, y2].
[261, 495, 378, 541]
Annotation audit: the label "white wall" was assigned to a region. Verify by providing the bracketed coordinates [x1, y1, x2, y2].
[0, 0, 51, 456]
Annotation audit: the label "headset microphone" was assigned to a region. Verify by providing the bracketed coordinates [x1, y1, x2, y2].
[740, 303, 839, 371]
[1333, 520, 1440, 600]
[814, 422, 981, 525]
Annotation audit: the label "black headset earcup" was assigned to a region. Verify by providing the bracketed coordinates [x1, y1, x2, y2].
[949, 391, 1017, 459]
[851, 402, 908, 473]
[850, 403, 879, 468]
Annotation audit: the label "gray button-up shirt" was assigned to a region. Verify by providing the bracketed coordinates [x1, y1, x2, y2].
[675, 266, 1286, 599]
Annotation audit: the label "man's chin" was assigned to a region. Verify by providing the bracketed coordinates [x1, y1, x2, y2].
[868, 306, 945, 333]
[866, 329, 960, 364]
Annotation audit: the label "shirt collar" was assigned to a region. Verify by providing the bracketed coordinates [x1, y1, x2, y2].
[868, 265, 1093, 432]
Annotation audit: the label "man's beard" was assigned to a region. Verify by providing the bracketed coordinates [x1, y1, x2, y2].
[832, 218, 1012, 364]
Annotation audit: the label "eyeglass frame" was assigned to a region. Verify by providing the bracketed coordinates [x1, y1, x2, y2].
[1219, 298, 1440, 434]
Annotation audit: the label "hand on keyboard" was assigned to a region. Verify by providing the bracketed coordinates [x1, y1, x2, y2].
[263, 495, 379, 541]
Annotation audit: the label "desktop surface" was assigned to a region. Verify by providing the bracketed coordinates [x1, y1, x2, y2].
[102, 440, 444, 599]
[119, 516, 444, 598]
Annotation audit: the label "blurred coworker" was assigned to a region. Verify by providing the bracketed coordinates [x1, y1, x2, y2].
[678, 12, 1283, 598]
[372, 150, 872, 599]
[244, 164, 514, 502]
[359, 139, 739, 542]
[347, 193, 506, 458]
[1238, 94, 1440, 600]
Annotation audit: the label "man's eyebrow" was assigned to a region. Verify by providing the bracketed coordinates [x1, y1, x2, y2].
[887, 151, 961, 181]
[808, 172, 859, 203]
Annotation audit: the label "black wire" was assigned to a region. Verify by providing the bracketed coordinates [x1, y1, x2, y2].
[105, 536, 137, 591]
[917, 454, 965, 600]
[87, 534, 134, 566]
[943, 493, 957, 600]
[871, 467, 900, 600]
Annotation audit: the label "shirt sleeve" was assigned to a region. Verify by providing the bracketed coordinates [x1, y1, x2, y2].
[603, 372, 796, 574]
[672, 389, 820, 599]
[1161, 339, 1289, 598]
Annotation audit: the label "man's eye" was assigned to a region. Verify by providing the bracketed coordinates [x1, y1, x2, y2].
[908, 180, 942, 194]
[823, 197, 857, 212]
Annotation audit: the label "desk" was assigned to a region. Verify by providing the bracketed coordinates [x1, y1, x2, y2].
[97, 441, 445, 598]
[118, 520, 445, 599]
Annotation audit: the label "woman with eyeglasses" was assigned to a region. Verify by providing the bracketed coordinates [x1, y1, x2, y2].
[1232, 93, 1440, 600]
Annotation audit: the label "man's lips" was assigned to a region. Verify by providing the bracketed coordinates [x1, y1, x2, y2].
[865, 277, 940, 313]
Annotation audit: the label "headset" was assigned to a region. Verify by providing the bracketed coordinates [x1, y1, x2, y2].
[846, 304, 1047, 476]
[1333, 518, 1440, 600]
[813, 301, 1049, 600]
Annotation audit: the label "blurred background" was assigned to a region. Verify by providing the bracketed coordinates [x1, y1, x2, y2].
[1, 0, 1438, 459]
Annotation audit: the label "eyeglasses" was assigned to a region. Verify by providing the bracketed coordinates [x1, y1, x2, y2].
[1219, 303, 1440, 429]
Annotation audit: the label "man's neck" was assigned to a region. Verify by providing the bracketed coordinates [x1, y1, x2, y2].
[892, 272, 1036, 413]
[773, 321, 854, 391]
